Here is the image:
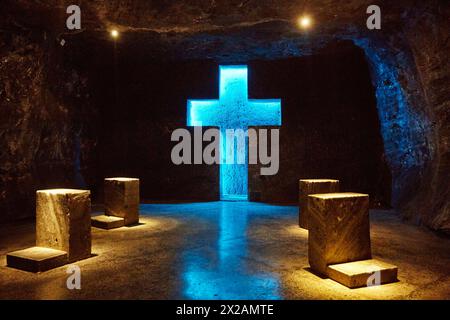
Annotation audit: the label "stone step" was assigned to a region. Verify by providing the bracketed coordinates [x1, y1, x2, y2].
[7, 246, 68, 273]
[91, 215, 125, 229]
[327, 259, 398, 288]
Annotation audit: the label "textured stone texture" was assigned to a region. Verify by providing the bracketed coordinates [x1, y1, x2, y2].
[91, 215, 125, 230]
[0, 0, 448, 234]
[0, 13, 98, 222]
[327, 259, 398, 288]
[104, 178, 139, 225]
[6, 246, 67, 273]
[308, 193, 371, 276]
[36, 189, 91, 262]
[298, 179, 339, 229]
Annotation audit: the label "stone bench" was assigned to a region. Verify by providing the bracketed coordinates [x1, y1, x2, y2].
[307, 192, 398, 288]
[308, 192, 371, 276]
[7, 189, 91, 272]
[91, 177, 140, 229]
[298, 179, 339, 229]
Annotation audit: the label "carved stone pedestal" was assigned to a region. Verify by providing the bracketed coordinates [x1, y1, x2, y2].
[92, 178, 140, 229]
[298, 179, 339, 229]
[7, 189, 91, 272]
[308, 192, 371, 276]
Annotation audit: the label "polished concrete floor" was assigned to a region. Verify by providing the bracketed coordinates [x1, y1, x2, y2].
[1, 201, 449, 299]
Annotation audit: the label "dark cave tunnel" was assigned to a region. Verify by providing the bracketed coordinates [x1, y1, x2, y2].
[57, 36, 391, 207]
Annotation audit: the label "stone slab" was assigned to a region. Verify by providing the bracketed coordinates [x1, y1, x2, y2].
[104, 178, 140, 225]
[308, 192, 371, 276]
[36, 188, 91, 262]
[7, 246, 68, 273]
[327, 259, 398, 288]
[298, 179, 339, 229]
[91, 215, 125, 229]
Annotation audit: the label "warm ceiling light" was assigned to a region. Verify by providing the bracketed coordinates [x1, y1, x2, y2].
[110, 29, 119, 38]
[297, 15, 312, 29]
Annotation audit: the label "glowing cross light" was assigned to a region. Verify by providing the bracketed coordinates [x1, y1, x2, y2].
[187, 65, 281, 201]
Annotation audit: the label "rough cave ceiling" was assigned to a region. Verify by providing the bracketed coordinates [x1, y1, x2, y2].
[2, 0, 437, 59]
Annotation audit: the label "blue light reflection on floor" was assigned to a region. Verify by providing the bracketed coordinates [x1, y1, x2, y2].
[142, 201, 294, 299]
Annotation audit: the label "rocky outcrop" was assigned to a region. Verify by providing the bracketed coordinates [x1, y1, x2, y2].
[0, 10, 97, 221]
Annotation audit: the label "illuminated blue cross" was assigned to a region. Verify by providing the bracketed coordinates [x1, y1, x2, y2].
[187, 65, 281, 201]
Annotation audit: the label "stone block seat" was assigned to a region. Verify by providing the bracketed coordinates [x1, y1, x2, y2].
[298, 179, 339, 229]
[307, 192, 398, 288]
[91, 177, 140, 229]
[7, 188, 92, 272]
